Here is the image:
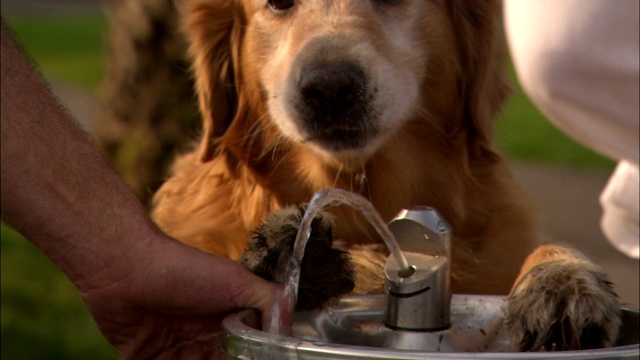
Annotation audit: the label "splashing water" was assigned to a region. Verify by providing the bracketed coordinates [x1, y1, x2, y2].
[267, 188, 413, 334]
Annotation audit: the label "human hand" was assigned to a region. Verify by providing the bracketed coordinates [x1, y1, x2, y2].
[77, 230, 280, 359]
[0, 22, 278, 359]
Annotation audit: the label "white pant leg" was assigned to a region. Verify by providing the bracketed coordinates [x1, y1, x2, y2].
[504, 0, 639, 258]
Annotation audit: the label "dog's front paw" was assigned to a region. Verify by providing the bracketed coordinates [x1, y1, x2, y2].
[239, 205, 355, 311]
[505, 260, 621, 351]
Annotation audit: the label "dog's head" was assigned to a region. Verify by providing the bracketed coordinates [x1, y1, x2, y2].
[179, 0, 508, 166]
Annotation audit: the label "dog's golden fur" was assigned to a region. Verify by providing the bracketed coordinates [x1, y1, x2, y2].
[153, 0, 535, 294]
[152, 0, 620, 350]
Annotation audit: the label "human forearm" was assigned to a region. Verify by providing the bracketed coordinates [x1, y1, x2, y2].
[1, 21, 279, 356]
[0, 21, 157, 290]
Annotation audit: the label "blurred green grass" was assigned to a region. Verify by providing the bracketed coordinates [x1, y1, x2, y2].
[1, 224, 118, 360]
[5, 15, 107, 92]
[1, 13, 615, 360]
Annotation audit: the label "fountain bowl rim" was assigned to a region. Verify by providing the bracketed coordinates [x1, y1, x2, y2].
[223, 294, 639, 360]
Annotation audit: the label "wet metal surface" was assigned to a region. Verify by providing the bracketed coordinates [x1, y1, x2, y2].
[224, 295, 640, 359]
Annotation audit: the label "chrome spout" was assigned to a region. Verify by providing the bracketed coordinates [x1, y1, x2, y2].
[383, 206, 452, 330]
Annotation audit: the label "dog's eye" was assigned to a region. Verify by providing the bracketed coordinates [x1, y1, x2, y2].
[268, 0, 295, 12]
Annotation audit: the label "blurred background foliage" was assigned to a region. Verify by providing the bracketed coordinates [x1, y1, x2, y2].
[1, 10, 614, 360]
[6, 15, 107, 92]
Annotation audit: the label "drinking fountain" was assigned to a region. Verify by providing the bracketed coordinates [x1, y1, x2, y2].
[223, 189, 640, 359]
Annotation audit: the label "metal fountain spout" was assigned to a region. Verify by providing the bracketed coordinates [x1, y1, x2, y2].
[383, 206, 452, 331]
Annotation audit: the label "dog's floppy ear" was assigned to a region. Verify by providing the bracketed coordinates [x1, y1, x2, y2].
[178, 0, 244, 161]
[447, 1, 510, 155]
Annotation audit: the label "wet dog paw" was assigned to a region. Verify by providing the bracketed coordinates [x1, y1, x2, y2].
[239, 205, 355, 311]
[505, 259, 621, 351]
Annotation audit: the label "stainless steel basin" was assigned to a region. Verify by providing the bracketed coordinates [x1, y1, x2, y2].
[223, 295, 640, 359]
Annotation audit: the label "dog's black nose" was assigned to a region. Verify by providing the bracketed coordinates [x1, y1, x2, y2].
[293, 60, 376, 150]
[298, 61, 368, 117]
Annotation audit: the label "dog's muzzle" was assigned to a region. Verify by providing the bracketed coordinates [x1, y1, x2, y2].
[293, 60, 379, 151]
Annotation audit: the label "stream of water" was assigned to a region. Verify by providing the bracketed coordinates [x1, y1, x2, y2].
[267, 188, 413, 334]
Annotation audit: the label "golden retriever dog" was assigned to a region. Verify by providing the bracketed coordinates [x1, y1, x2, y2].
[152, 0, 621, 351]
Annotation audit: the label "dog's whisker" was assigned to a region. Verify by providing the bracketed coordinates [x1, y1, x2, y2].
[243, 113, 279, 161]
[332, 164, 344, 188]
[270, 134, 287, 163]
[266, 133, 294, 172]
[245, 117, 265, 144]
[414, 106, 447, 137]
[358, 162, 373, 203]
